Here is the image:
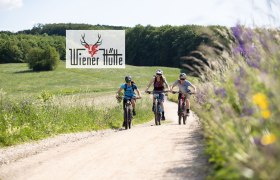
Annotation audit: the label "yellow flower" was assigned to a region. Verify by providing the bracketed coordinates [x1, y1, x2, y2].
[261, 110, 271, 119]
[252, 93, 269, 110]
[261, 133, 277, 145]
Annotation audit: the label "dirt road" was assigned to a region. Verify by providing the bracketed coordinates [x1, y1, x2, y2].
[0, 101, 208, 180]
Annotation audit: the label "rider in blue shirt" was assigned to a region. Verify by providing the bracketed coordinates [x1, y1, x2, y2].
[116, 75, 141, 116]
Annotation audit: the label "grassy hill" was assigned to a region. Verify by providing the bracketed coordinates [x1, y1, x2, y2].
[0, 62, 189, 98]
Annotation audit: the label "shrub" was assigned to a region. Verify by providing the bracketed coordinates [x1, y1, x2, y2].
[27, 46, 59, 71]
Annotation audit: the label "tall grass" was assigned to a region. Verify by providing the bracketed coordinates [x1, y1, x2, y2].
[191, 26, 280, 179]
[0, 90, 153, 147]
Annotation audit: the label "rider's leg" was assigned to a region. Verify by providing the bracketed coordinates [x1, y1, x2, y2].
[161, 101, 166, 120]
[122, 99, 126, 126]
[131, 99, 136, 116]
[160, 94, 166, 120]
[152, 97, 155, 111]
[177, 94, 181, 115]
[160, 102, 165, 112]
[186, 95, 190, 115]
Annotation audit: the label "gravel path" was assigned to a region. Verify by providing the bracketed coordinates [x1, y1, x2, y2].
[0, 100, 209, 180]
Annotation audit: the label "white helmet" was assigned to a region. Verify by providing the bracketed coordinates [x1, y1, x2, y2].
[156, 69, 163, 75]
[179, 73, 187, 79]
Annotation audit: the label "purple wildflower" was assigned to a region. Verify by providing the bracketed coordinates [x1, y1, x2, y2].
[195, 91, 207, 105]
[253, 137, 262, 146]
[234, 76, 241, 87]
[214, 87, 227, 98]
[241, 105, 254, 117]
[231, 24, 262, 69]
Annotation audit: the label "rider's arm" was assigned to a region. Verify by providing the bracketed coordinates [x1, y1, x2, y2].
[163, 78, 170, 90]
[170, 80, 178, 91]
[116, 87, 122, 98]
[190, 84, 196, 93]
[136, 89, 142, 98]
[145, 77, 155, 92]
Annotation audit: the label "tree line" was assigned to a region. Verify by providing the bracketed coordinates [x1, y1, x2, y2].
[0, 23, 227, 70]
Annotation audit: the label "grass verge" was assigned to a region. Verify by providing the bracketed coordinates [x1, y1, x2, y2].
[0, 92, 153, 147]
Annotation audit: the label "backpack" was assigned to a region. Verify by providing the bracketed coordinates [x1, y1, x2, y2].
[124, 81, 136, 92]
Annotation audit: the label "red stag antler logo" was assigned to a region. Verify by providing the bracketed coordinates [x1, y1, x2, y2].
[80, 33, 102, 57]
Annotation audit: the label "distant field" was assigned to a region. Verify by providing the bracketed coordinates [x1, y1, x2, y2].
[0, 61, 191, 98]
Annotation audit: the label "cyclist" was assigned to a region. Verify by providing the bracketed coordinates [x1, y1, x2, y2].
[170, 73, 196, 116]
[145, 69, 170, 120]
[116, 75, 141, 116]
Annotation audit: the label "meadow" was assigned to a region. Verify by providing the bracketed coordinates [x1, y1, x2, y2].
[0, 62, 183, 147]
[0, 62, 181, 98]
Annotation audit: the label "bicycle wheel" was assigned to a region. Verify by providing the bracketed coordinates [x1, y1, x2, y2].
[125, 106, 129, 130]
[182, 101, 186, 125]
[157, 112, 161, 125]
[183, 115, 187, 125]
[154, 99, 158, 125]
[178, 100, 182, 125]
[157, 102, 161, 125]
[128, 106, 132, 129]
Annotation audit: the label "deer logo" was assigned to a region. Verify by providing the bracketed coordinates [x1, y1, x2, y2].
[80, 33, 102, 57]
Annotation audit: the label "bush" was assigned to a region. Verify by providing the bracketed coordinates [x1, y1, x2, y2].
[27, 46, 59, 71]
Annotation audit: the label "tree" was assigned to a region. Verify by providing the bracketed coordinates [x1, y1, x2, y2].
[27, 46, 59, 71]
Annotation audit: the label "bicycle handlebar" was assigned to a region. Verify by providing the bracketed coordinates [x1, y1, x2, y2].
[117, 96, 141, 99]
[145, 90, 169, 94]
[171, 91, 195, 95]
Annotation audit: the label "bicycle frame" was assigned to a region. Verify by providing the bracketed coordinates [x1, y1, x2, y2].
[172, 91, 194, 125]
[146, 90, 169, 126]
[124, 99, 133, 129]
[118, 96, 138, 130]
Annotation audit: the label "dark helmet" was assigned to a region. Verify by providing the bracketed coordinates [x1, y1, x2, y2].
[179, 73, 187, 79]
[125, 75, 132, 83]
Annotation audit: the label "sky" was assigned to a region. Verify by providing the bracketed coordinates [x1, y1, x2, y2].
[0, 0, 279, 32]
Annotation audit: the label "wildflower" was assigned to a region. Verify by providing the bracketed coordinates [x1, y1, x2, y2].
[252, 93, 269, 110]
[214, 87, 227, 98]
[261, 133, 277, 145]
[241, 106, 254, 116]
[261, 109, 271, 119]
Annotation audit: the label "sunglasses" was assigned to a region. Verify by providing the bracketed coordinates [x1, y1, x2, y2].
[156, 74, 162, 76]
[180, 78, 185, 80]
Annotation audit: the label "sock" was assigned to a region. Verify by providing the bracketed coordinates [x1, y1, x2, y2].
[162, 111, 165, 117]
[187, 109, 190, 113]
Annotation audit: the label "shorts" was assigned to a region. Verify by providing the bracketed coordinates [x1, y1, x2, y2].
[178, 93, 190, 101]
[123, 98, 136, 110]
[154, 93, 165, 103]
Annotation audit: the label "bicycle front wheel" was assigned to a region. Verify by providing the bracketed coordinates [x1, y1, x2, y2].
[124, 107, 129, 130]
[183, 115, 187, 125]
[154, 100, 158, 125]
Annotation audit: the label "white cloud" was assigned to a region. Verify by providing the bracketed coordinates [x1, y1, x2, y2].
[0, 0, 23, 10]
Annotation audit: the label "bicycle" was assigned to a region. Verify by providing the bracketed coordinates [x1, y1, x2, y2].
[172, 91, 195, 125]
[146, 90, 169, 126]
[117, 96, 141, 130]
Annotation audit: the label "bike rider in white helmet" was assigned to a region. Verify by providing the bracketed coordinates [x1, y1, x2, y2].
[145, 69, 170, 120]
[170, 73, 196, 116]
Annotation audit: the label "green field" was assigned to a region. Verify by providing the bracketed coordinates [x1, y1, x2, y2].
[0, 62, 193, 147]
[0, 61, 187, 98]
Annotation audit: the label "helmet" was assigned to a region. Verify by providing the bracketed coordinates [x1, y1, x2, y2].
[125, 75, 132, 83]
[179, 73, 187, 80]
[155, 69, 163, 75]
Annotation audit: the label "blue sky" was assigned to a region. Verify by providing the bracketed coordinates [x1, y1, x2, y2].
[0, 0, 279, 32]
